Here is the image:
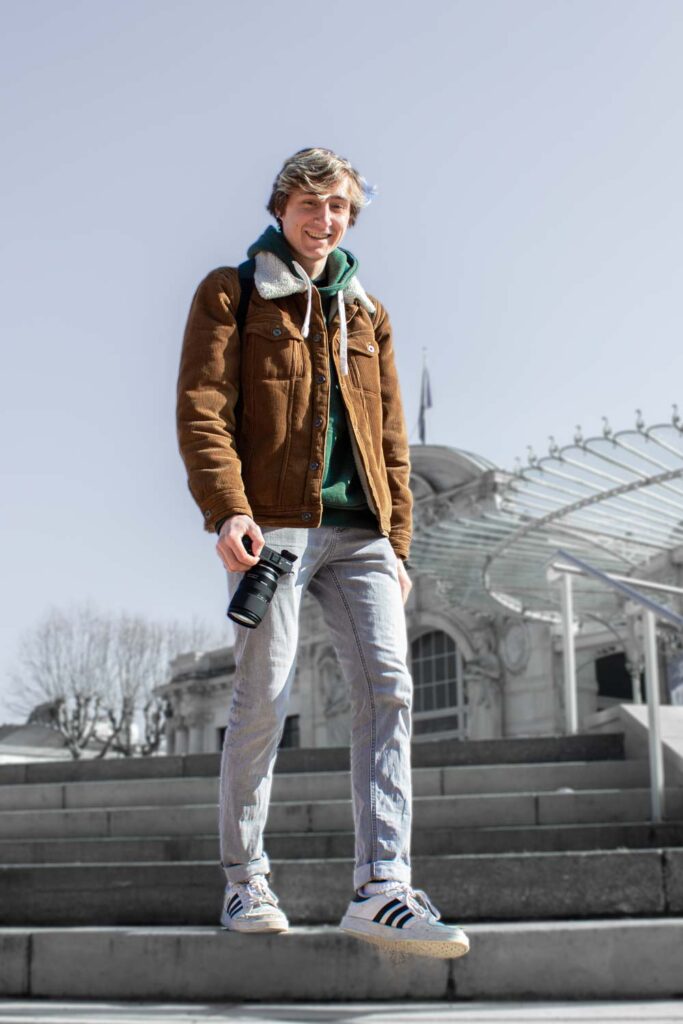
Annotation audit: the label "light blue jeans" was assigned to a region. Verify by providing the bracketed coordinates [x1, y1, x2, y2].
[219, 524, 413, 891]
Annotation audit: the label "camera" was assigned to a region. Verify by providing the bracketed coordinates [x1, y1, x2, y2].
[227, 536, 297, 629]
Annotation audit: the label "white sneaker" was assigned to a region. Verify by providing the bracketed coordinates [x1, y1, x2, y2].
[220, 874, 289, 933]
[339, 883, 470, 959]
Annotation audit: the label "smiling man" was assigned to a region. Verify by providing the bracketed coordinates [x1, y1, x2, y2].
[177, 147, 470, 959]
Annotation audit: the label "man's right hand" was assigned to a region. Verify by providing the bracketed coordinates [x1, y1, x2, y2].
[216, 515, 265, 573]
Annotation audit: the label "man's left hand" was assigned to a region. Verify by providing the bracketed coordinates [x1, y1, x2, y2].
[396, 558, 412, 605]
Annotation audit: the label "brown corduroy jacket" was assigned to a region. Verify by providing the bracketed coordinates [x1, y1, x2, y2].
[176, 256, 413, 560]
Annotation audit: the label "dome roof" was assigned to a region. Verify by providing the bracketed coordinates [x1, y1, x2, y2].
[409, 444, 498, 501]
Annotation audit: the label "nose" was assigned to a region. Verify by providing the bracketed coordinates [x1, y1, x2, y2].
[313, 204, 333, 229]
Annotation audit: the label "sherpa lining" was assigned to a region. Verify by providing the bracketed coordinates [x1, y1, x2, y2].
[254, 251, 376, 314]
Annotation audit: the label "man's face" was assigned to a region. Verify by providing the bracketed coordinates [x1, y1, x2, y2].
[278, 178, 352, 268]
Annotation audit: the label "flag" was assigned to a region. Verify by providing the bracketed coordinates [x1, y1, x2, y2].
[418, 355, 432, 444]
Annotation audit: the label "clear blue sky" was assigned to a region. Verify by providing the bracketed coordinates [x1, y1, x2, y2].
[2, 0, 682, 721]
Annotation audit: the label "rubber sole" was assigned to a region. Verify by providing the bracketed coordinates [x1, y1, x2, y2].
[339, 915, 470, 960]
[220, 913, 289, 933]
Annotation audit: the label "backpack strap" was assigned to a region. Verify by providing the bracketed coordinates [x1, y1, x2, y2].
[235, 258, 256, 335]
[214, 260, 255, 539]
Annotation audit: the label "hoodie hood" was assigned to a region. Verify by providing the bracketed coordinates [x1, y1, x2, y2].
[247, 225, 359, 294]
[245, 225, 375, 375]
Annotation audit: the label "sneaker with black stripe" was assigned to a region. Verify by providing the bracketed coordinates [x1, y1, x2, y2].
[220, 874, 289, 933]
[339, 883, 469, 959]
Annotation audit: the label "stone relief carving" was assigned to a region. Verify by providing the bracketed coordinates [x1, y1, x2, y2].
[499, 620, 531, 675]
[464, 630, 503, 740]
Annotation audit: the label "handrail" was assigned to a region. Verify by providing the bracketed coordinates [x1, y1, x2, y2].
[547, 548, 683, 824]
[550, 550, 683, 627]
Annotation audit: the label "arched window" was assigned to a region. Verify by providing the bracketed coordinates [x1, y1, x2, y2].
[410, 630, 466, 739]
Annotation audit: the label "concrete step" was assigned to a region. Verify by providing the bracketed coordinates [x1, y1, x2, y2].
[0, 1002, 681, 1023]
[2, 819, 682, 865]
[0, 733, 626, 787]
[2, 919, 683, 1000]
[0, 759, 650, 813]
[0, 849, 681, 925]
[1, 786, 682, 841]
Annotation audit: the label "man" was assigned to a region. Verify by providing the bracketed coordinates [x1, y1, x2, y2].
[177, 147, 469, 959]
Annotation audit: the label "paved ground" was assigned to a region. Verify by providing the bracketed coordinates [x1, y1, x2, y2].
[1, 1002, 683, 1023]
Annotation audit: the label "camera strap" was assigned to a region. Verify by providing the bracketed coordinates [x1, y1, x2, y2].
[228, 259, 257, 471]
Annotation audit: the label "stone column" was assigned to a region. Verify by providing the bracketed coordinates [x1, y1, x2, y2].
[175, 726, 189, 756]
[165, 727, 176, 756]
[188, 723, 206, 754]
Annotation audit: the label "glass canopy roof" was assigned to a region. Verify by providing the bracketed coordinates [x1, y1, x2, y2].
[410, 409, 683, 624]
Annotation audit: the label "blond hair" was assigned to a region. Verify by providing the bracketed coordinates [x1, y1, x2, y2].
[267, 147, 371, 227]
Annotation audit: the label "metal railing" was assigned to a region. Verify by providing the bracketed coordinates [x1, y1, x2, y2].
[547, 549, 683, 823]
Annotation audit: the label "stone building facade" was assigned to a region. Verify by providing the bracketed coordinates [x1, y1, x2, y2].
[159, 445, 612, 755]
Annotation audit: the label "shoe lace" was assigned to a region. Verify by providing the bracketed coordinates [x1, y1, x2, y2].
[389, 884, 441, 921]
[239, 875, 279, 909]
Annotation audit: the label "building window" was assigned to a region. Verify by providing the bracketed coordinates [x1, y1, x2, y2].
[595, 651, 641, 705]
[279, 714, 300, 749]
[410, 630, 466, 738]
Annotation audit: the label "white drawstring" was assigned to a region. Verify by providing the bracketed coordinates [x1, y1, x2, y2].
[291, 260, 312, 339]
[292, 258, 348, 374]
[337, 289, 348, 376]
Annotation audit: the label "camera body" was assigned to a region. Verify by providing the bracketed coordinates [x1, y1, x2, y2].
[227, 536, 297, 629]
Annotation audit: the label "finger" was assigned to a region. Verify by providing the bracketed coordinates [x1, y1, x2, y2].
[227, 533, 258, 566]
[217, 539, 255, 573]
[231, 544, 260, 569]
[231, 552, 258, 571]
[248, 527, 266, 558]
[218, 548, 245, 573]
[216, 542, 232, 571]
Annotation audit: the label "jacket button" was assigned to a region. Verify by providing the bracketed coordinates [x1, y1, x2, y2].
[316, 373, 326, 384]
[301, 511, 312, 521]
[314, 416, 323, 427]
[272, 327, 283, 337]
[310, 461, 319, 471]
[312, 332, 322, 343]
[368, 344, 375, 353]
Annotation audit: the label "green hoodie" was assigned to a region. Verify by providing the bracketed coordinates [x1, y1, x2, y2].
[247, 227, 377, 530]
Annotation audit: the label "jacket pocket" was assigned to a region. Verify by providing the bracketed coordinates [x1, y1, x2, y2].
[245, 319, 304, 381]
[346, 329, 380, 394]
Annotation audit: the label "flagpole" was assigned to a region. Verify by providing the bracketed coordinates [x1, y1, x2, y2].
[419, 347, 432, 445]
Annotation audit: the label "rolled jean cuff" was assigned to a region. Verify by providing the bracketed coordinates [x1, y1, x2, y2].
[354, 859, 412, 891]
[222, 854, 271, 884]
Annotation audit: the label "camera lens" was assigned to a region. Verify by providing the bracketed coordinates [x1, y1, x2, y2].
[227, 538, 297, 629]
[228, 565, 281, 628]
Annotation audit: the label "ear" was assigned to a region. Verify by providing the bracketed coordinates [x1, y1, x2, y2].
[274, 193, 289, 222]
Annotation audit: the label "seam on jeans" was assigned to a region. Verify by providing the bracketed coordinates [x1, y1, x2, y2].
[323, 525, 340, 562]
[328, 564, 378, 867]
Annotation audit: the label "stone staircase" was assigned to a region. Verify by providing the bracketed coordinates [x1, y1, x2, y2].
[1, 733, 683, 1001]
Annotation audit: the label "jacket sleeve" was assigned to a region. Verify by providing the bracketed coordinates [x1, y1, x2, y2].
[176, 267, 254, 532]
[372, 298, 413, 560]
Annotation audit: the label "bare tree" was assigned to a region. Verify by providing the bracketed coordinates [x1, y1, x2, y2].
[102, 615, 220, 758]
[7, 605, 111, 759]
[7, 607, 222, 759]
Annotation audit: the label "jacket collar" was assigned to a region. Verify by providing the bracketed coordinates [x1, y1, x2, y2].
[253, 251, 376, 315]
